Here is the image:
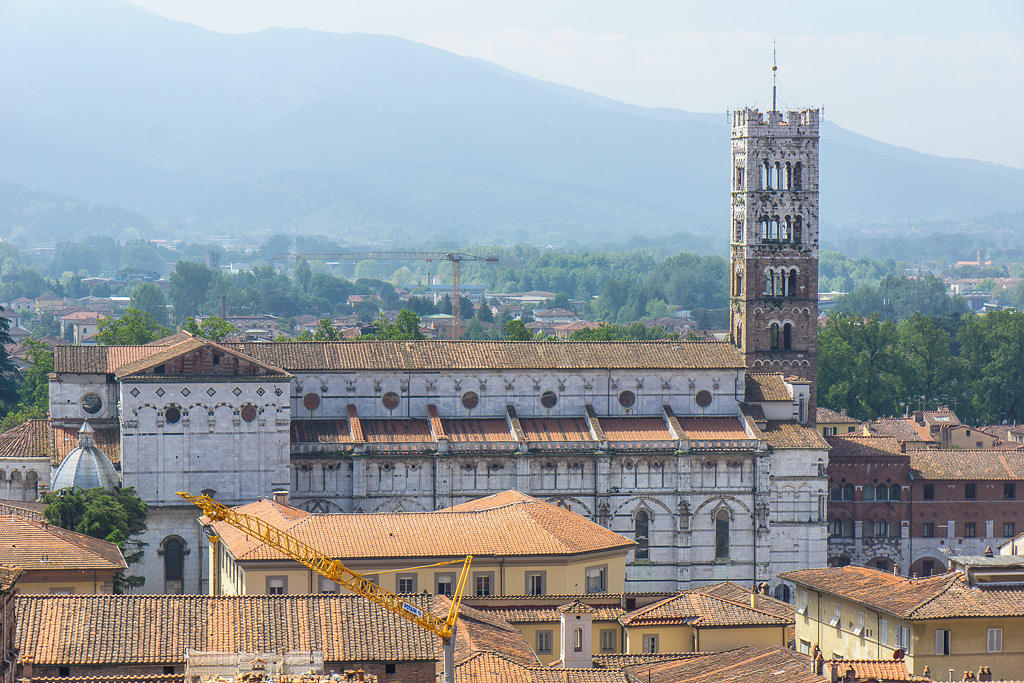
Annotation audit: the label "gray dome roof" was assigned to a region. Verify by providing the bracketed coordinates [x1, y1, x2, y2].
[50, 421, 121, 491]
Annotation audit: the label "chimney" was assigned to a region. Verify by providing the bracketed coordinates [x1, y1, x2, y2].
[750, 591, 759, 609]
[357, 670, 364, 682]
[839, 408, 847, 417]
[273, 490, 290, 506]
[978, 666, 992, 682]
[922, 667, 930, 679]
[813, 651, 824, 676]
[760, 582, 769, 595]
[963, 671, 976, 681]
[20, 655, 32, 680]
[984, 546, 994, 557]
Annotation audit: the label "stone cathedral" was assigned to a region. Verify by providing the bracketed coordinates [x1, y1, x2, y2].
[34, 104, 828, 599]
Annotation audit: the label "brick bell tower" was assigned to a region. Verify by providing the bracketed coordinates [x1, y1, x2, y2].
[729, 75, 819, 420]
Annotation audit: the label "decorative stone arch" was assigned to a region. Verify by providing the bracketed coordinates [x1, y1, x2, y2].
[910, 556, 946, 578]
[302, 498, 344, 513]
[158, 534, 190, 593]
[544, 496, 592, 517]
[693, 494, 751, 519]
[131, 402, 159, 418]
[372, 498, 428, 513]
[611, 496, 673, 520]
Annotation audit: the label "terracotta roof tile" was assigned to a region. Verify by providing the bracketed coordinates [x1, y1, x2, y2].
[290, 419, 353, 444]
[0, 516, 126, 571]
[910, 449, 1024, 480]
[825, 435, 905, 458]
[591, 653, 709, 669]
[222, 340, 745, 372]
[624, 647, 825, 683]
[0, 419, 52, 459]
[17, 594, 437, 666]
[213, 491, 633, 561]
[780, 566, 958, 620]
[762, 422, 830, 450]
[453, 652, 628, 683]
[866, 418, 934, 444]
[53, 345, 166, 374]
[360, 419, 433, 443]
[599, 418, 672, 442]
[480, 606, 625, 623]
[620, 582, 793, 627]
[827, 659, 928, 682]
[519, 418, 594, 442]
[677, 418, 748, 441]
[32, 675, 184, 683]
[442, 419, 514, 443]
[815, 408, 860, 425]
[53, 425, 121, 465]
[0, 565, 22, 592]
[744, 373, 792, 402]
[432, 596, 539, 669]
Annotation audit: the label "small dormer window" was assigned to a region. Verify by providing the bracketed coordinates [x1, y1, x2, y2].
[213, 355, 221, 366]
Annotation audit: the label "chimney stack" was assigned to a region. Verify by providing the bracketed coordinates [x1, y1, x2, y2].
[750, 591, 759, 609]
[273, 490, 290, 506]
[978, 666, 992, 682]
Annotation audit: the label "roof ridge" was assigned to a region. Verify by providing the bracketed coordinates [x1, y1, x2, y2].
[905, 573, 962, 618]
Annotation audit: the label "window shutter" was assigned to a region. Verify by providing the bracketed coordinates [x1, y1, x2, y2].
[935, 629, 944, 655]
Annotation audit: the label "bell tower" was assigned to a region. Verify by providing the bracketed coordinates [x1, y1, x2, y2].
[729, 83, 819, 418]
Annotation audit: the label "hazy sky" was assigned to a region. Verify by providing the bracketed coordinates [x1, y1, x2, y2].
[128, 0, 1024, 168]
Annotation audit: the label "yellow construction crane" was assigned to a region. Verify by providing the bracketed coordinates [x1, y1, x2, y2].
[178, 491, 472, 683]
[273, 251, 499, 335]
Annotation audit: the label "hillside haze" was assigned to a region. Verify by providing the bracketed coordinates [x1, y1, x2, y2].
[2, 0, 1022, 244]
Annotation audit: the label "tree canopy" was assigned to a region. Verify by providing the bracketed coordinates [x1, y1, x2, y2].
[184, 315, 238, 342]
[95, 308, 171, 345]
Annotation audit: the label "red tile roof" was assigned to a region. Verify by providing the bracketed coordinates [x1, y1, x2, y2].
[0, 516, 126, 572]
[16, 594, 437, 665]
[623, 647, 824, 683]
[910, 449, 1024, 480]
[442, 419, 514, 443]
[620, 582, 793, 627]
[827, 659, 927, 682]
[744, 373, 792, 402]
[826, 435, 905, 458]
[0, 419, 52, 459]
[519, 418, 594, 442]
[290, 419, 353, 443]
[761, 422, 831, 449]
[599, 418, 672, 442]
[212, 491, 633, 562]
[224, 340, 746, 371]
[360, 419, 433, 443]
[453, 652, 628, 683]
[815, 407, 860, 425]
[677, 418, 748, 441]
[53, 424, 121, 465]
[866, 418, 934, 444]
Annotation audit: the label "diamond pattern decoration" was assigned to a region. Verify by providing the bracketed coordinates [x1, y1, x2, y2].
[274, 387, 283, 396]
[256, 387, 265, 396]
[155, 388, 165, 397]
[233, 387, 242, 397]
[181, 388, 190, 397]
[207, 388, 216, 396]
[130, 388, 140, 397]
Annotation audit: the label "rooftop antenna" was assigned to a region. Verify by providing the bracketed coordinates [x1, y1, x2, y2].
[772, 40, 778, 115]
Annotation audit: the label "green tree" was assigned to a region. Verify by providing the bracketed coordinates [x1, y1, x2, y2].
[0, 340, 53, 431]
[42, 486, 149, 592]
[313, 318, 341, 341]
[503, 319, 533, 341]
[169, 261, 214, 322]
[375, 309, 424, 340]
[896, 313, 965, 409]
[475, 303, 494, 323]
[817, 313, 908, 420]
[95, 308, 171, 345]
[184, 316, 238, 342]
[958, 310, 1024, 423]
[543, 292, 574, 310]
[129, 282, 170, 326]
[294, 259, 312, 294]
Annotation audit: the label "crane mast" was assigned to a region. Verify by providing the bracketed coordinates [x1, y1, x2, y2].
[178, 492, 472, 682]
[273, 251, 498, 336]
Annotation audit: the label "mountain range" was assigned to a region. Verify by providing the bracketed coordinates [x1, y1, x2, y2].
[2, 0, 1022, 246]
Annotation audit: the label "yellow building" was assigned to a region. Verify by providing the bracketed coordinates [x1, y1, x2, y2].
[206, 490, 633, 599]
[619, 582, 792, 655]
[781, 562, 1024, 679]
[0, 515, 126, 593]
[816, 408, 860, 437]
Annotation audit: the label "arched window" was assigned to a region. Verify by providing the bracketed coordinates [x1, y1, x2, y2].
[773, 161, 781, 190]
[782, 323, 793, 351]
[785, 162, 792, 190]
[843, 484, 855, 501]
[573, 627, 583, 652]
[874, 520, 888, 537]
[164, 538, 184, 583]
[793, 216, 803, 244]
[634, 510, 649, 560]
[890, 484, 901, 501]
[843, 519, 855, 537]
[714, 509, 730, 560]
[829, 485, 841, 502]
[769, 219, 780, 240]
[828, 519, 843, 536]
[769, 323, 779, 350]
[793, 162, 803, 190]
[788, 269, 797, 296]
[876, 484, 889, 501]
[889, 521, 900, 538]
[735, 324, 743, 348]
[761, 161, 769, 189]
[774, 584, 791, 603]
[863, 484, 875, 502]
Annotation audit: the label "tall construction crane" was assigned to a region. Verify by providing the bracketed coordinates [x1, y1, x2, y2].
[178, 491, 472, 683]
[274, 251, 499, 335]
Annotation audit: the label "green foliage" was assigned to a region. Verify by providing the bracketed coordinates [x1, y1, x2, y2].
[567, 322, 678, 341]
[184, 315, 238, 342]
[958, 310, 1024, 423]
[95, 308, 171, 345]
[169, 261, 214, 321]
[42, 486, 149, 592]
[475, 303, 494, 323]
[372, 310, 425, 340]
[834, 274, 968, 320]
[503, 319, 532, 341]
[129, 282, 170, 326]
[313, 318, 341, 341]
[543, 292, 574, 311]
[0, 339, 52, 431]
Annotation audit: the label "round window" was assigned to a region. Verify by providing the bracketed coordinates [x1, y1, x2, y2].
[695, 390, 713, 408]
[240, 405, 257, 423]
[302, 392, 320, 411]
[618, 390, 636, 408]
[164, 406, 181, 424]
[540, 391, 558, 409]
[461, 391, 479, 410]
[81, 393, 103, 415]
[382, 391, 400, 410]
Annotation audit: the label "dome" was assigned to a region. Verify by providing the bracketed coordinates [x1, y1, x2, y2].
[50, 421, 121, 491]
